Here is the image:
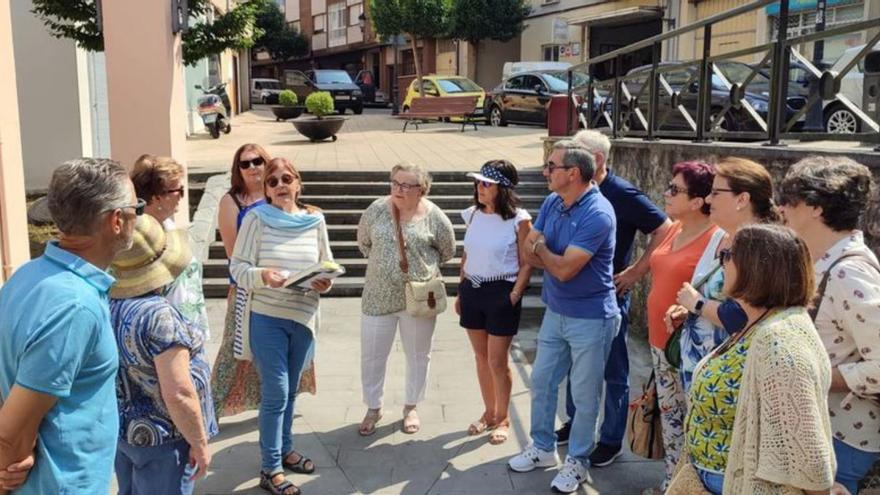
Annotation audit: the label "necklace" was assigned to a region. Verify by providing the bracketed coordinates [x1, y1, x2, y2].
[711, 307, 772, 357]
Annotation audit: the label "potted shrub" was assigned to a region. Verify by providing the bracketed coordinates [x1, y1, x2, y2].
[292, 91, 346, 142]
[271, 90, 304, 121]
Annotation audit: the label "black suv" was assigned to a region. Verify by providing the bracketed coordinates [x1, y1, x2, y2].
[484, 70, 590, 127]
[283, 69, 364, 114]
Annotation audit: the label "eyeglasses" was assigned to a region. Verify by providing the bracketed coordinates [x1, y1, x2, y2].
[391, 180, 421, 193]
[719, 248, 735, 266]
[267, 174, 296, 188]
[104, 198, 147, 216]
[474, 180, 495, 189]
[710, 187, 735, 197]
[163, 187, 185, 196]
[543, 161, 573, 173]
[665, 183, 688, 196]
[239, 157, 265, 170]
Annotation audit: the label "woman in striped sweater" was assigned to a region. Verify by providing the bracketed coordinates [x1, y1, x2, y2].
[230, 158, 333, 495]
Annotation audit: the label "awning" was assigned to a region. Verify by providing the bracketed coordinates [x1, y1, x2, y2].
[566, 6, 663, 27]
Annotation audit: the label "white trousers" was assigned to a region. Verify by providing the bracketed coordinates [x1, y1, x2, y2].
[361, 310, 437, 409]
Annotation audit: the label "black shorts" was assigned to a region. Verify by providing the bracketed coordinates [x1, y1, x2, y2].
[458, 280, 522, 336]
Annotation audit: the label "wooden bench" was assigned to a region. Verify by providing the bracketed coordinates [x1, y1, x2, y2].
[395, 95, 480, 133]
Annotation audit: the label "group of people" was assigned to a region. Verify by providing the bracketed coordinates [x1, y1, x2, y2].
[0, 131, 876, 495]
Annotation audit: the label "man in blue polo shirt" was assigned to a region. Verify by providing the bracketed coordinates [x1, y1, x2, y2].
[0, 158, 140, 494]
[508, 140, 621, 493]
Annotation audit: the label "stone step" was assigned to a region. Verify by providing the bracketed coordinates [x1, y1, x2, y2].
[301, 209, 539, 225]
[207, 257, 471, 279]
[209, 240, 467, 259]
[294, 195, 546, 210]
[189, 169, 545, 184]
[214, 224, 471, 243]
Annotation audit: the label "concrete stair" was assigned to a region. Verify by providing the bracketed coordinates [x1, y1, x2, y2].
[189, 170, 548, 303]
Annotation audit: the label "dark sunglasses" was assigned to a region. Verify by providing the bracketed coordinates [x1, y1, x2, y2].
[474, 180, 495, 189]
[719, 248, 734, 266]
[665, 183, 688, 196]
[163, 187, 185, 196]
[239, 156, 265, 170]
[267, 174, 296, 188]
[104, 198, 147, 216]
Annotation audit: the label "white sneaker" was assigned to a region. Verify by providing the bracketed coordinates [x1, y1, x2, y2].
[507, 444, 560, 472]
[550, 456, 591, 493]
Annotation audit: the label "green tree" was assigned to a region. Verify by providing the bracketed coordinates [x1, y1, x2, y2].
[254, 2, 310, 78]
[369, 0, 451, 96]
[31, 0, 266, 66]
[448, 0, 529, 80]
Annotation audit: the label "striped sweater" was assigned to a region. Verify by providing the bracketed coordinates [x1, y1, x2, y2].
[230, 209, 332, 337]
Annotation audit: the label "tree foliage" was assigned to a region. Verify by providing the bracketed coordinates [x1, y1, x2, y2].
[254, 2, 309, 75]
[31, 0, 266, 66]
[448, 0, 529, 45]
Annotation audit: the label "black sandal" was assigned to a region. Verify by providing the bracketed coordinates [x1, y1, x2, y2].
[260, 471, 301, 495]
[282, 451, 316, 474]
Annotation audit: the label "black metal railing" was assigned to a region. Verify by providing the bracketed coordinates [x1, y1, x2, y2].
[567, 0, 880, 149]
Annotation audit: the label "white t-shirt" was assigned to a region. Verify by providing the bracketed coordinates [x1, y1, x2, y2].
[461, 206, 531, 280]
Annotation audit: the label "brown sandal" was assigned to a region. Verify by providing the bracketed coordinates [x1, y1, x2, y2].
[488, 421, 510, 445]
[467, 413, 495, 436]
[402, 406, 420, 434]
[358, 408, 382, 437]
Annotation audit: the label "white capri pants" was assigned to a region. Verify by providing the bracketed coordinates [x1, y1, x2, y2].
[361, 310, 437, 409]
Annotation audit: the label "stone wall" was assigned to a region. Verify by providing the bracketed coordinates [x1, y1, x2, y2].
[603, 139, 880, 338]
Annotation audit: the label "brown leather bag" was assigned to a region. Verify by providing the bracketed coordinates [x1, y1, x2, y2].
[626, 370, 665, 460]
[392, 203, 447, 318]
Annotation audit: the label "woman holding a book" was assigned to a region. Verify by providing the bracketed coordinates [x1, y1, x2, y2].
[230, 157, 333, 495]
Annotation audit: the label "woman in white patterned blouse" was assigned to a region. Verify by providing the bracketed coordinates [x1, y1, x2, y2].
[779, 155, 880, 495]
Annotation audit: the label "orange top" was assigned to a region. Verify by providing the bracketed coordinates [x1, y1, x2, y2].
[646, 222, 719, 349]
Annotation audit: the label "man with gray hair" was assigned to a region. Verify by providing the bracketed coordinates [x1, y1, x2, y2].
[0, 158, 142, 494]
[554, 130, 671, 467]
[508, 140, 621, 493]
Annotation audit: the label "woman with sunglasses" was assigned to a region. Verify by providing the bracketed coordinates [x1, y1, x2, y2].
[640, 161, 718, 494]
[667, 224, 835, 495]
[230, 158, 333, 495]
[212, 144, 269, 419]
[668, 157, 780, 392]
[455, 160, 532, 445]
[356, 163, 456, 436]
[130, 154, 210, 344]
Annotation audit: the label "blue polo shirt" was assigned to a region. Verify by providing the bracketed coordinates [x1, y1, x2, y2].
[534, 187, 618, 319]
[599, 169, 668, 274]
[0, 242, 119, 494]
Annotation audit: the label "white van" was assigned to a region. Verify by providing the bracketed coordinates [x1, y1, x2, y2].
[251, 78, 283, 104]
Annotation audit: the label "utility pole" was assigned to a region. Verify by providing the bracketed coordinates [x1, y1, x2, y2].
[805, 0, 827, 131]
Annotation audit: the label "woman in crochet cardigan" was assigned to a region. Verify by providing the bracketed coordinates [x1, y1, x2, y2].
[669, 224, 836, 495]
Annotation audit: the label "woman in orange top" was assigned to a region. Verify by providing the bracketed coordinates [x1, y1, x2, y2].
[642, 161, 718, 494]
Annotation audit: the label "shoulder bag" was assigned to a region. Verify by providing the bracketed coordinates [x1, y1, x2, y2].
[664, 261, 723, 369]
[393, 202, 447, 318]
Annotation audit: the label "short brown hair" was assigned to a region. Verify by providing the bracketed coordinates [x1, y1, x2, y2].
[131, 154, 184, 203]
[263, 157, 318, 213]
[230, 143, 271, 198]
[727, 224, 814, 308]
[715, 157, 780, 223]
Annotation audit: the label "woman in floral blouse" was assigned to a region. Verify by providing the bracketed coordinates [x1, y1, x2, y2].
[779, 155, 880, 494]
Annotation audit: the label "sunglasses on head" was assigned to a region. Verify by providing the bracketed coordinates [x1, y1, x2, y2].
[239, 156, 265, 170]
[267, 174, 296, 188]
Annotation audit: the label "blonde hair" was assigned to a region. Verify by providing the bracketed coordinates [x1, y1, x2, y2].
[390, 162, 432, 196]
[131, 154, 184, 202]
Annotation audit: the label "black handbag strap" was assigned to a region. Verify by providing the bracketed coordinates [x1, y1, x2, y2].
[809, 251, 880, 321]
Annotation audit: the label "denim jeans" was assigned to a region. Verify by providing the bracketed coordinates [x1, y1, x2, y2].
[696, 466, 724, 495]
[530, 308, 621, 464]
[115, 439, 195, 495]
[250, 312, 315, 474]
[566, 294, 630, 449]
[834, 438, 880, 494]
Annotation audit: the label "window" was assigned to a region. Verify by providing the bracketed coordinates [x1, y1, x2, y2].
[401, 48, 423, 76]
[328, 2, 347, 47]
[436, 78, 481, 93]
[770, 1, 865, 62]
[314, 14, 325, 33]
[542, 45, 561, 62]
[349, 4, 363, 26]
[505, 75, 526, 90]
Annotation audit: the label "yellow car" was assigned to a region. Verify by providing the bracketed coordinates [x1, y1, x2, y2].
[401, 75, 485, 117]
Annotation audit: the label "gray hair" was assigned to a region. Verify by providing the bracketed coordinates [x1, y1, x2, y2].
[390, 162, 432, 196]
[48, 158, 131, 235]
[572, 130, 611, 161]
[552, 140, 596, 183]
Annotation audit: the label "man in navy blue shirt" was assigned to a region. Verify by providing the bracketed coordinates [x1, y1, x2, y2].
[554, 130, 671, 467]
[507, 140, 621, 493]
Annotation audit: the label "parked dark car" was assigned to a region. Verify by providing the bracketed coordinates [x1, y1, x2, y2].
[484, 70, 590, 127]
[283, 69, 364, 114]
[612, 61, 808, 133]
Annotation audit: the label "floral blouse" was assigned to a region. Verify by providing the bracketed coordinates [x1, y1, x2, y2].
[357, 197, 456, 316]
[813, 231, 880, 452]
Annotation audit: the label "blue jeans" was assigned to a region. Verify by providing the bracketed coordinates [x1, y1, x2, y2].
[250, 312, 315, 474]
[566, 294, 630, 449]
[115, 439, 195, 495]
[835, 438, 880, 494]
[530, 308, 621, 464]
[696, 466, 724, 495]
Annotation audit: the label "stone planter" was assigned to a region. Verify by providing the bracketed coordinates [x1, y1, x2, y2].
[291, 116, 346, 142]
[271, 105, 305, 121]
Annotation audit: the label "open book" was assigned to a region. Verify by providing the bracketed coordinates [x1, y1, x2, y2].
[281, 261, 346, 290]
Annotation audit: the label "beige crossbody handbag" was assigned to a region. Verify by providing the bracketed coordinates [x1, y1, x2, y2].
[392, 202, 447, 318]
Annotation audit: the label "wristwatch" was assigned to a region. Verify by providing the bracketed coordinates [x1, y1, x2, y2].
[694, 297, 706, 316]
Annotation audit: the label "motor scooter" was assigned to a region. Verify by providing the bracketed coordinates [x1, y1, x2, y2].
[195, 83, 231, 139]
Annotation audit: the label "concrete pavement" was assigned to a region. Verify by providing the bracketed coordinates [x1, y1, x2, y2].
[177, 297, 664, 495]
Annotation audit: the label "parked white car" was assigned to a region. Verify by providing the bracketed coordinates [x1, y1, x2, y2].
[825, 43, 879, 133]
[251, 78, 283, 104]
